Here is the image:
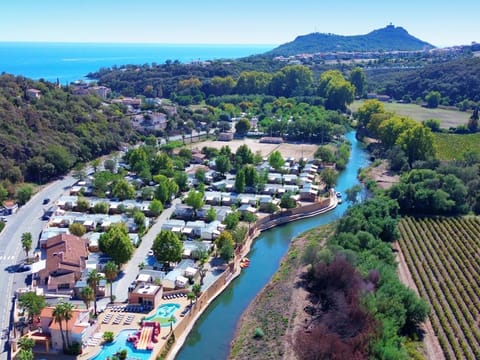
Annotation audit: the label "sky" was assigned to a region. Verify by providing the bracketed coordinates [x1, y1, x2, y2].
[1, 0, 479, 47]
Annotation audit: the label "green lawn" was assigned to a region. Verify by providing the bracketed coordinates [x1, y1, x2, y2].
[434, 132, 480, 160]
[350, 100, 470, 129]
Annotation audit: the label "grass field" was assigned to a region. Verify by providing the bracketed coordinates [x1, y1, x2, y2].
[434, 133, 480, 161]
[350, 100, 470, 129]
[398, 216, 480, 360]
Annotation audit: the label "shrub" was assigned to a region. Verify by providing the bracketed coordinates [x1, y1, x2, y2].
[103, 331, 114, 343]
[253, 327, 264, 339]
[64, 342, 82, 355]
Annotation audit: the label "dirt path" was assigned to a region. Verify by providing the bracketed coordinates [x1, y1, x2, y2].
[283, 237, 310, 360]
[393, 242, 445, 360]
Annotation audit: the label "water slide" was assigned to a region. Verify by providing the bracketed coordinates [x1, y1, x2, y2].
[136, 326, 153, 350]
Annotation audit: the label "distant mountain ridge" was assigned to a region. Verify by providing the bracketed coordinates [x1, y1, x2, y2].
[267, 25, 435, 56]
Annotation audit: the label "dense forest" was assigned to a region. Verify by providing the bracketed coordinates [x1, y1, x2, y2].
[0, 74, 135, 184]
[91, 61, 359, 112]
[88, 57, 283, 100]
[367, 57, 480, 106]
[268, 25, 434, 56]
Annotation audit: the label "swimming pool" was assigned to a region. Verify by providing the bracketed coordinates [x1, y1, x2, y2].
[145, 303, 181, 327]
[89, 329, 152, 360]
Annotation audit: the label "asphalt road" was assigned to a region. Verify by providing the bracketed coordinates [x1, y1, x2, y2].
[112, 197, 180, 303]
[0, 175, 78, 360]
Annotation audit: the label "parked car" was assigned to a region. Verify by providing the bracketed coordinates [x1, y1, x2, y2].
[42, 198, 50, 205]
[16, 264, 31, 273]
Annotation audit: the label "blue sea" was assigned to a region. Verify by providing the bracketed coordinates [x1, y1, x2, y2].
[0, 42, 275, 83]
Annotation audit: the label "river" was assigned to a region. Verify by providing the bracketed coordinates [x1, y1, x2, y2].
[175, 131, 370, 360]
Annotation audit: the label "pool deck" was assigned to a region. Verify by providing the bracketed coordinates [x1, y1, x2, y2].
[79, 297, 190, 360]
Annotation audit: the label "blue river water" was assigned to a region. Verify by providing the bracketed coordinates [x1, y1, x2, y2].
[0, 42, 274, 84]
[175, 131, 370, 360]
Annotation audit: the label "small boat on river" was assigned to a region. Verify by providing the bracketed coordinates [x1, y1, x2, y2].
[240, 258, 250, 269]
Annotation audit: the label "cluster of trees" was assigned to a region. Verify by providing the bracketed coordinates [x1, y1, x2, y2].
[389, 169, 468, 215]
[296, 195, 429, 359]
[256, 98, 349, 142]
[386, 149, 480, 215]
[314, 140, 351, 171]
[92, 59, 361, 111]
[0, 74, 135, 185]
[357, 99, 435, 165]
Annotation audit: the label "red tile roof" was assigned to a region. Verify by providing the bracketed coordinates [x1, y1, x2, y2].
[38, 234, 88, 288]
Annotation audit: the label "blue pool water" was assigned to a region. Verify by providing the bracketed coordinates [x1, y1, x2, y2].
[89, 329, 152, 360]
[145, 303, 181, 327]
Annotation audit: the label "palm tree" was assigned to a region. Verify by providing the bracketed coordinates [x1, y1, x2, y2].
[52, 303, 66, 350]
[80, 286, 94, 312]
[103, 261, 119, 303]
[192, 283, 202, 303]
[62, 302, 74, 348]
[197, 250, 209, 286]
[187, 292, 195, 306]
[87, 270, 103, 316]
[21, 232, 33, 260]
[168, 315, 175, 334]
[91, 158, 101, 173]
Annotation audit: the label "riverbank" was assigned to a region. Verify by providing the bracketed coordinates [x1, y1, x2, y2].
[229, 224, 335, 360]
[167, 196, 338, 359]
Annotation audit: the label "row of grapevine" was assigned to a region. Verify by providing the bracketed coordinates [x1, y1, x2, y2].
[398, 217, 480, 360]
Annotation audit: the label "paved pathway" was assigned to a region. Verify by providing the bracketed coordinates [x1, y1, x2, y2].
[113, 198, 181, 302]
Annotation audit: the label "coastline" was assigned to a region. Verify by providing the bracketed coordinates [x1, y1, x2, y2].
[167, 195, 338, 359]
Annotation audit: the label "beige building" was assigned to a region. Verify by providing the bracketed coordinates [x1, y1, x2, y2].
[128, 282, 163, 309]
[39, 306, 96, 351]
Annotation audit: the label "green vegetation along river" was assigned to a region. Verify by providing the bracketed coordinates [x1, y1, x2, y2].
[175, 131, 370, 360]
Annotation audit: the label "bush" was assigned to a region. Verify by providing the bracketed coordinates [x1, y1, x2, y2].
[262, 202, 279, 214]
[103, 331, 114, 343]
[93, 201, 109, 214]
[253, 327, 264, 339]
[280, 193, 296, 209]
[64, 342, 82, 355]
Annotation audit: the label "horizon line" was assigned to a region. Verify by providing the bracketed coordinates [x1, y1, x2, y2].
[0, 40, 278, 47]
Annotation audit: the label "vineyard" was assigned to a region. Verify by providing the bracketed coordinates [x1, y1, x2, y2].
[398, 216, 480, 360]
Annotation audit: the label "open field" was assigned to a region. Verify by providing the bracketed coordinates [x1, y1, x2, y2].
[398, 216, 480, 360]
[192, 138, 318, 159]
[434, 133, 480, 161]
[350, 100, 470, 128]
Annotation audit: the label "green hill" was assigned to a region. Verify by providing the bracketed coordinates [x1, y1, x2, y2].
[268, 25, 434, 56]
[0, 74, 135, 184]
[371, 57, 480, 105]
